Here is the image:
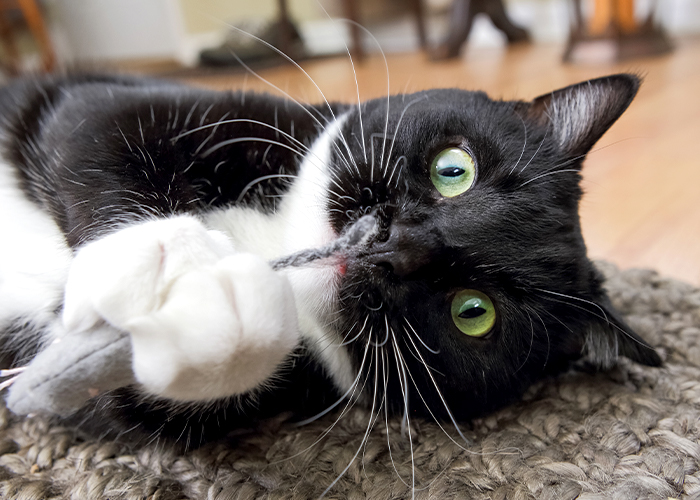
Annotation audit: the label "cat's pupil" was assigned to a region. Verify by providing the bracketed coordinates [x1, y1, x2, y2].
[437, 166, 465, 177]
[459, 306, 487, 319]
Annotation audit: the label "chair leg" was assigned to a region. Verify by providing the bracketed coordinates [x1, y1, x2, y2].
[17, 0, 56, 72]
[411, 0, 428, 49]
[342, 0, 364, 61]
[0, 11, 20, 75]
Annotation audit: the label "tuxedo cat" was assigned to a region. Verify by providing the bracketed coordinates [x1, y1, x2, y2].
[0, 72, 660, 444]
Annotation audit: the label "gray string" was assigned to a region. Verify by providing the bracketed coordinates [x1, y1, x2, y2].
[270, 215, 378, 270]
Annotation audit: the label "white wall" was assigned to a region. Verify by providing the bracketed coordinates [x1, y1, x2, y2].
[48, 0, 186, 63]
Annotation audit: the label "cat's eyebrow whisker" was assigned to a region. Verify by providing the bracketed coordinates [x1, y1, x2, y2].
[518, 131, 548, 175]
[539, 136, 641, 178]
[384, 95, 428, 179]
[529, 307, 551, 368]
[513, 309, 535, 375]
[214, 34, 357, 176]
[518, 168, 580, 188]
[386, 155, 406, 188]
[509, 113, 528, 175]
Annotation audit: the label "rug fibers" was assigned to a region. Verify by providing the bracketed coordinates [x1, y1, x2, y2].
[1, 262, 700, 500]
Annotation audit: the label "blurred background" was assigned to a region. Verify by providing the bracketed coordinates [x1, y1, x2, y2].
[1, 0, 699, 286]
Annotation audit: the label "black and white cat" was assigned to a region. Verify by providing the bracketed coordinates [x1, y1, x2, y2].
[0, 72, 660, 443]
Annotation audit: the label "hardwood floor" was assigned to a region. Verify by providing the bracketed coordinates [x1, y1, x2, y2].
[175, 37, 700, 286]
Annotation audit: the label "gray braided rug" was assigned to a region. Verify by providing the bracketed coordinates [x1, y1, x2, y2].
[2, 262, 700, 500]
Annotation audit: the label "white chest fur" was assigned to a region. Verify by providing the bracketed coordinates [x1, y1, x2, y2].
[204, 114, 355, 392]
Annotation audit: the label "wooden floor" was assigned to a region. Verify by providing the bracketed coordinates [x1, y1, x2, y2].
[175, 37, 700, 286]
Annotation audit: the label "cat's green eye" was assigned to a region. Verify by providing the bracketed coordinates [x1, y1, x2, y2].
[430, 148, 476, 197]
[451, 289, 496, 338]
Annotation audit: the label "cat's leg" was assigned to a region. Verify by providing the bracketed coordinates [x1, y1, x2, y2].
[62, 215, 299, 401]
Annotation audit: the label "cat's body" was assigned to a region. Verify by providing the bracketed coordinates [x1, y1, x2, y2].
[0, 73, 659, 444]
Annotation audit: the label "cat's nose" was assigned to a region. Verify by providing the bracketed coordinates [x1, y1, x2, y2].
[368, 223, 437, 277]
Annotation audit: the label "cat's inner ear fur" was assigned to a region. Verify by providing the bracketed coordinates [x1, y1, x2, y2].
[525, 74, 641, 157]
[581, 296, 662, 369]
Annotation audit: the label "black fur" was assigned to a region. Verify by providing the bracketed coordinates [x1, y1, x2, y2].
[0, 73, 659, 446]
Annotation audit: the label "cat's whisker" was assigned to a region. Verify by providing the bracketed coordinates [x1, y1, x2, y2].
[115, 122, 134, 153]
[194, 111, 231, 156]
[0, 375, 20, 391]
[347, 21, 391, 179]
[137, 114, 145, 144]
[172, 118, 312, 158]
[319, 337, 380, 499]
[381, 347, 411, 488]
[209, 40, 358, 177]
[369, 315, 390, 348]
[400, 330, 470, 444]
[401, 331, 523, 460]
[181, 97, 202, 131]
[360, 347, 386, 483]
[269, 342, 371, 468]
[534, 288, 609, 323]
[390, 333, 416, 498]
[401, 327, 445, 376]
[235, 174, 297, 203]
[338, 315, 370, 346]
[314, 2, 368, 164]
[404, 319, 440, 355]
[220, 22, 361, 176]
[200, 136, 305, 161]
[535, 288, 653, 349]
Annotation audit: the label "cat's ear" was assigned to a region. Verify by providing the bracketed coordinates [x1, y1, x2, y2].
[525, 74, 640, 157]
[581, 296, 661, 369]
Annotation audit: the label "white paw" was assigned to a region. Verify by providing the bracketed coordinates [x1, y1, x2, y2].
[63, 216, 299, 401]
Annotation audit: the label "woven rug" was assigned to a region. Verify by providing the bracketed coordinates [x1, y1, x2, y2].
[2, 262, 700, 500]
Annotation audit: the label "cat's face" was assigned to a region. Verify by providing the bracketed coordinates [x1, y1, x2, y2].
[320, 75, 660, 421]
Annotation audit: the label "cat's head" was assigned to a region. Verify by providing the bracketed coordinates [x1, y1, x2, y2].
[317, 74, 660, 420]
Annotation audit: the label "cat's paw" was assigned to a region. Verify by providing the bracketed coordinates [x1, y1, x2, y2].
[62, 216, 299, 401]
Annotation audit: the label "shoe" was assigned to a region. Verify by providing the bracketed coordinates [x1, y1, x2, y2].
[199, 19, 305, 67]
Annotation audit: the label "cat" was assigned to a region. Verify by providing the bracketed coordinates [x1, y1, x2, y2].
[0, 71, 660, 446]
